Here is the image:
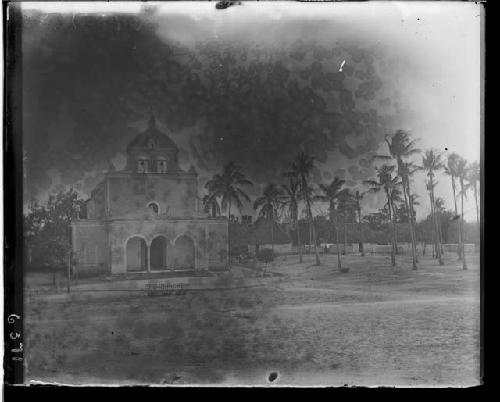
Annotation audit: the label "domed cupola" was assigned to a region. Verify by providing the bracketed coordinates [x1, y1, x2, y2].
[125, 115, 180, 173]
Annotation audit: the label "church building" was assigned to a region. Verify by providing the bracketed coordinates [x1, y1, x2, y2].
[71, 116, 229, 275]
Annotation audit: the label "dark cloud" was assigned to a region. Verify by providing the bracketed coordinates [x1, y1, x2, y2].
[22, 11, 403, 201]
[334, 169, 346, 179]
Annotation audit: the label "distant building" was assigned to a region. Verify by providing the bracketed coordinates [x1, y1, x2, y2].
[241, 215, 253, 225]
[71, 116, 228, 275]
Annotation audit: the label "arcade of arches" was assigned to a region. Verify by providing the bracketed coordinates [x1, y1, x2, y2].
[126, 235, 195, 272]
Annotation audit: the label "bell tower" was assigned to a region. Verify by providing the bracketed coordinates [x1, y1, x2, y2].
[125, 115, 180, 173]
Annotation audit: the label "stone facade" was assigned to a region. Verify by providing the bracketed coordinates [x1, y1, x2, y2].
[71, 116, 228, 275]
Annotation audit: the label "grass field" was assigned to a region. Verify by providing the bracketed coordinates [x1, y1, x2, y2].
[24, 252, 480, 387]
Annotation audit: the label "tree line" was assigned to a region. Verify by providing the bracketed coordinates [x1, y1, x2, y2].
[202, 129, 480, 271]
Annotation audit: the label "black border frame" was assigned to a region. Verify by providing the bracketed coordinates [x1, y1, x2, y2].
[3, 0, 24, 386]
[2, 0, 490, 393]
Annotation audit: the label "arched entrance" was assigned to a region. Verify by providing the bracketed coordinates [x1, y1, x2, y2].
[150, 236, 167, 270]
[126, 236, 148, 272]
[172, 235, 195, 270]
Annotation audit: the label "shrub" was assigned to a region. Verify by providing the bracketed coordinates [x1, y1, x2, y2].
[257, 248, 275, 263]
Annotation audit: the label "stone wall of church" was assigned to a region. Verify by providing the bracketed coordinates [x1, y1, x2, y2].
[106, 175, 198, 219]
[72, 221, 109, 276]
[108, 218, 228, 274]
[86, 182, 106, 220]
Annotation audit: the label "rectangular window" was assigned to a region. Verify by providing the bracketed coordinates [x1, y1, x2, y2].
[242, 215, 252, 224]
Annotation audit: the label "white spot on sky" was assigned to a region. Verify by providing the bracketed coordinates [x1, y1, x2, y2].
[339, 59, 346, 72]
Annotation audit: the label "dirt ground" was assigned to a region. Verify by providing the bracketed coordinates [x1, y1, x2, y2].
[24, 252, 481, 387]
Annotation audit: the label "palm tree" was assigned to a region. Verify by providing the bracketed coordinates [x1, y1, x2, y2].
[364, 165, 401, 267]
[406, 162, 421, 258]
[434, 197, 446, 254]
[201, 194, 221, 217]
[289, 152, 321, 266]
[374, 130, 420, 269]
[387, 187, 403, 254]
[422, 149, 444, 265]
[281, 172, 303, 263]
[467, 161, 480, 227]
[444, 153, 462, 259]
[456, 156, 469, 270]
[253, 183, 284, 251]
[354, 190, 367, 256]
[205, 162, 253, 268]
[316, 177, 347, 270]
[205, 161, 253, 220]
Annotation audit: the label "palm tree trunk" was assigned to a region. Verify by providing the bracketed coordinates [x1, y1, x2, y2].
[437, 212, 445, 254]
[394, 224, 399, 255]
[406, 181, 419, 263]
[451, 176, 462, 260]
[310, 206, 321, 266]
[296, 218, 303, 263]
[228, 203, 232, 269]
[271, 217, 274, 252]
[429, 184, 444, 265]
[431, 226, 436, 258]
[306, 198, 320, 266]
[343, 221, 347, 255]
[474, 184, 479, 227]
[402, 178, 417, 270]
[335, 211, 342, 270]
[460, 180, 468, 270]
[307, 220, 312, 254]
[358, 208, 365, 256]
[388, 199, 396, 267]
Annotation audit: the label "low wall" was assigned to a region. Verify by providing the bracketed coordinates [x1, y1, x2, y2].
[442, 243, 476, 253]
[248, 242, 478, 256]
[252, 244, 296, 254]
[26, 274, 282, 301]
[72, 263, 109, 278]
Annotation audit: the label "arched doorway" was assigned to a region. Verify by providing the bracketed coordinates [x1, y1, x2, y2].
[126, 236, 148, 272]
[150, 236, 167, 270]
[172, 235, 195, 270]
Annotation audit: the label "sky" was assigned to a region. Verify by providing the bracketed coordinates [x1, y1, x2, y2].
[19, 1, 482, 221]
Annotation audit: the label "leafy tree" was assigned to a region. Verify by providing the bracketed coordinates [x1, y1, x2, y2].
[363, 209, 390, 232]
[394, 192, 418, 223]
[24, 189, 85, 271]
[434, 198, 454, 244]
